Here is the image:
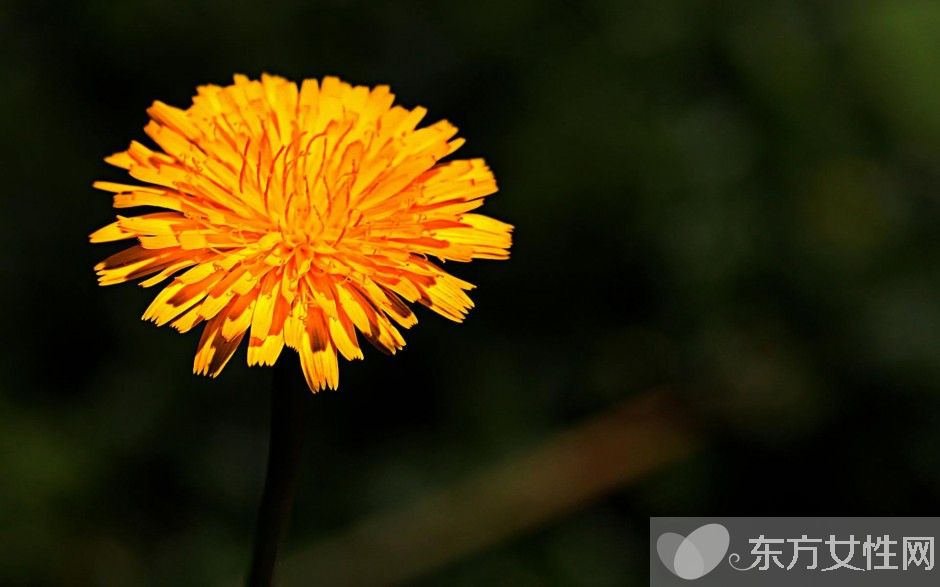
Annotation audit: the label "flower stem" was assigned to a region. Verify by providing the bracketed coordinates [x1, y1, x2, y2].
[247, 355, 309, 587]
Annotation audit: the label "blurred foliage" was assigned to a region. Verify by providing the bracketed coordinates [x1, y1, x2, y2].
[0, 0, 938, 585]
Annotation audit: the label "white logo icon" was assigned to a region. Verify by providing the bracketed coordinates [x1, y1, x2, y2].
[657, 523, 730, 580]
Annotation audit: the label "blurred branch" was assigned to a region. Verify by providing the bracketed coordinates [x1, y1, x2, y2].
[253, 391, 700, 587]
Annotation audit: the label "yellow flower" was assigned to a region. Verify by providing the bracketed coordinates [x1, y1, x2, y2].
[91, 74, 511, 391]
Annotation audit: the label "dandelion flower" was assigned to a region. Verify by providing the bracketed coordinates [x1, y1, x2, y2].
[91, 74, 512, 392]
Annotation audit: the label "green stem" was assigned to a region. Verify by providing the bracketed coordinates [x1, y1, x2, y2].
[247, 354, 308, 587]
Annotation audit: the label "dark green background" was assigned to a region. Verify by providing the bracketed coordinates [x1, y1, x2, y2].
[2, 0, 939, 585]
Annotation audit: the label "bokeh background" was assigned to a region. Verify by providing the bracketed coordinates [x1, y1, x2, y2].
[2, 0, 940, 585]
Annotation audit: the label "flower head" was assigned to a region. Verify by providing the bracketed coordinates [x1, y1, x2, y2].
[91, 74, 511, 391]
